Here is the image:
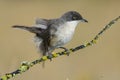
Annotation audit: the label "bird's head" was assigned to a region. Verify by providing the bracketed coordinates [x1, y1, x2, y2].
[61, 11, 88, 23]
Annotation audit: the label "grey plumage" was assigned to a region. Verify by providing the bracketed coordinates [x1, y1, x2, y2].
[13, 11, 88, 58]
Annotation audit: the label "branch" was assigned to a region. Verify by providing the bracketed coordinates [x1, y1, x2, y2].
[0, 16, 120, 80]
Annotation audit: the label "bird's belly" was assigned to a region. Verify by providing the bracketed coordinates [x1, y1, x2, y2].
[54, 28, 74, 47]
[58, 32, 73, 44]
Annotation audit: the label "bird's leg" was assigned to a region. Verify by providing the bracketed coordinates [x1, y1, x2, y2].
[47, 52, 53, 61]
[59, 47, 70, 56]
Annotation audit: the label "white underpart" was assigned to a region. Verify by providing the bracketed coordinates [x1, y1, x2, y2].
[55, 21, 80, 46]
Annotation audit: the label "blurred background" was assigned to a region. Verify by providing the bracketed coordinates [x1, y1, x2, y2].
[0, 0, 120, 80]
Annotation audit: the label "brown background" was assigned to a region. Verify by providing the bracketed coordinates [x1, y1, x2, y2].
[0, 0, 120, 80]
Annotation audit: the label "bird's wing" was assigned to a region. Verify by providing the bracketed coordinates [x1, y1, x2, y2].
[12, 19, 49, 34]
[36, 18, 48, 25]
[35, 18, 49, 29]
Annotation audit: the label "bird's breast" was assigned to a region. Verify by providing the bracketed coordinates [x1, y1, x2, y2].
[55, 21, 79, 45]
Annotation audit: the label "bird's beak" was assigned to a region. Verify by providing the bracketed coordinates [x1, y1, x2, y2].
[81, 18, 88, 23]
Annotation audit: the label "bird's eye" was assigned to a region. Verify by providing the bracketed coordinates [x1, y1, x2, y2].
[72, 16, 77, 20]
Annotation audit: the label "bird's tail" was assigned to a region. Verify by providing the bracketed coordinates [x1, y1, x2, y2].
[12, 25, 41, 34]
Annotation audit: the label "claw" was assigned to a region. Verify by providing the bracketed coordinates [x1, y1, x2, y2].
[59, 47, 70, 56]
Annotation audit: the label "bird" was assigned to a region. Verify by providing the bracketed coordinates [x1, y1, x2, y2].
[13, 11, 88, 60]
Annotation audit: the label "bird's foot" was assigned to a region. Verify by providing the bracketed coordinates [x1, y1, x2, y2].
[59, 47, 70, 56]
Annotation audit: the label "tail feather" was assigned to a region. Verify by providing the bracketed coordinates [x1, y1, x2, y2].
[12, 25, 42, 34]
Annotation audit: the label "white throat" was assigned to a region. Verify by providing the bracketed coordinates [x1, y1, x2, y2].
[65, 21, 80, 30]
